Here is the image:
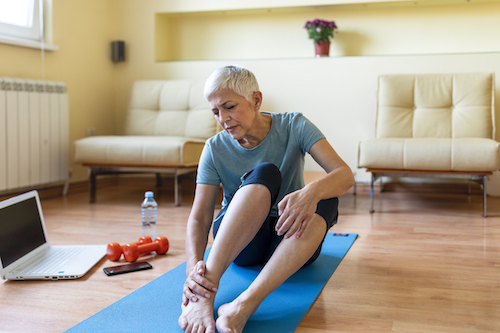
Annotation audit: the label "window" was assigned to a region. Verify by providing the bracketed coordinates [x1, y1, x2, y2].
[0, 0, 41, 41]
[0, 0, 56, 50]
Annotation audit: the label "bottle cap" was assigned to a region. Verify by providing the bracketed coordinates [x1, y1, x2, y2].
[145, 191, 154, 198]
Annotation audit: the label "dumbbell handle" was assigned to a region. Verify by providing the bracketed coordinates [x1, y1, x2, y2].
[135, 237, 168, 255]
[106, 236, 152, 261]
[138, 242, 159, 253]
[123, 236, 169, 262]
[120, 236, 152, 251]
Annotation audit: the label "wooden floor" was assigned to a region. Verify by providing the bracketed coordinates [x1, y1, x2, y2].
[1, 177, 499, 332]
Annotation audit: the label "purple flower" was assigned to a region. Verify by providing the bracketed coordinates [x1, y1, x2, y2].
[304, 18, 338, 43]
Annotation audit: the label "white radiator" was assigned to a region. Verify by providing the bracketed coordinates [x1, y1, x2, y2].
[0, 77, 69, 193]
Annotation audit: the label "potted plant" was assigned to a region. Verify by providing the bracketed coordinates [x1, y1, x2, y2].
[304, 19, 338, 57]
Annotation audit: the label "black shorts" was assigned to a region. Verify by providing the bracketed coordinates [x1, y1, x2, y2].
[213, 162, 339, 267]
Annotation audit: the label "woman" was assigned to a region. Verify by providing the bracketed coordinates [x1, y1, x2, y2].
[178, 66, 354, 333]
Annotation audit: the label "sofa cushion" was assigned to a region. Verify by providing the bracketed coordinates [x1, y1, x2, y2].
[124, 80, 216, 140]
[358, 138, 500, 172]
[74, 136, 205, 167]
[376, 73, 494, 140]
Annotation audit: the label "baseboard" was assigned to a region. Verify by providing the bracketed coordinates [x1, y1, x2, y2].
[0, 177, 120, 202]
[0, 173, 483, 203]
[352, 182, 382, 194]
[353, 181, 482, 195]
[303, 171, 482, 195]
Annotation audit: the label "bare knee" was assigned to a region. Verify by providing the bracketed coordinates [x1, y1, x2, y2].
[236, 183, 272, 204]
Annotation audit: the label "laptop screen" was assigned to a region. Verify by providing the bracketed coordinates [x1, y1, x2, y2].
[0, 196, 47, 268]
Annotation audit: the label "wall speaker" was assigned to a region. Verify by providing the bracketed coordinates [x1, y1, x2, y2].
[111, 41, 125, 62]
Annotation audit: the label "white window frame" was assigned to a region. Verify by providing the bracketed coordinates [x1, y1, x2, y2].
[0, 0, 41, 41]
[0, 0, 58, 51]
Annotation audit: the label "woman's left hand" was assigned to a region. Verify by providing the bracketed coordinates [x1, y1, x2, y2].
[276, 185, 319, 239]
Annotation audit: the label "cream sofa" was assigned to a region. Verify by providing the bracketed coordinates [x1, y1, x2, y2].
[74, 80, 218, 205]
[358, 73, 500, 216]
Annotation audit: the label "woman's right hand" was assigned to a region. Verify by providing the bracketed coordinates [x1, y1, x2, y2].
[182, 260, 218, 306]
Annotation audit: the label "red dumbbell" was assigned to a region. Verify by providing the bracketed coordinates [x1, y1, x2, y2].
[106, 236, 152, 261]
[122, 236, 169, 262]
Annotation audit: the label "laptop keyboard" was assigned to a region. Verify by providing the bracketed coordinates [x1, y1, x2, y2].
[19, 247, 85, 275]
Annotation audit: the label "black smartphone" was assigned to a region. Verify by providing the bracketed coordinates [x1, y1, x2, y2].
[103, 261, 152, 276]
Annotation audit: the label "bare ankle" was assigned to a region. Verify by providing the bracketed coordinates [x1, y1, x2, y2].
[179, 294, 216, 333]
[216, 296, 261, 333]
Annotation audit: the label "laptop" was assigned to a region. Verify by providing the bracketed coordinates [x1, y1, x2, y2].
[0, 190, 106, 280]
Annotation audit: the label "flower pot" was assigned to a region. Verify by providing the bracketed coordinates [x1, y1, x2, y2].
[314, 41, 330, 57]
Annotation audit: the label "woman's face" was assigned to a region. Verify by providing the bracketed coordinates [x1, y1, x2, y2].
[207, 89, 261, 142]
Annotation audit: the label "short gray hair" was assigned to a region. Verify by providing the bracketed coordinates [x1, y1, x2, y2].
[204, 65, 260, 103]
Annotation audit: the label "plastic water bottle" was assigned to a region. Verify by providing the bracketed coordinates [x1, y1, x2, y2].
[141, 191, 157, 239]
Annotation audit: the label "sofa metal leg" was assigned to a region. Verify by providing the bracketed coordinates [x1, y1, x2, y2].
[62, 179, 70, 197]
[90, 169, 97, 203]
[482, 175, 487, 218]
[173, 168, 197, 206]
[174, 173, 181, 207]
[370, 173, 375, 214]
[156, 173, 162, 187]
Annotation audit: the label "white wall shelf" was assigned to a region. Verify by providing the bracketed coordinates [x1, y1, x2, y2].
[156, 0, 500, 14]
[154, 0, 500, 61]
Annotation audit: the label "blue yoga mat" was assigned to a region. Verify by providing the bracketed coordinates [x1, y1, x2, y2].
[67, 233, 356, 333]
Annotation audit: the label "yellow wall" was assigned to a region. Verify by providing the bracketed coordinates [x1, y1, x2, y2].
[0, 0, 117, 182]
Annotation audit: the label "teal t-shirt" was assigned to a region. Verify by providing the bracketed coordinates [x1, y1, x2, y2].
[197, 112, 325, 219]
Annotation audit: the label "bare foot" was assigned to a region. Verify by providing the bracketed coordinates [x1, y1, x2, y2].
[178, 294, 216, 333]
[215, 298, 259, 333]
